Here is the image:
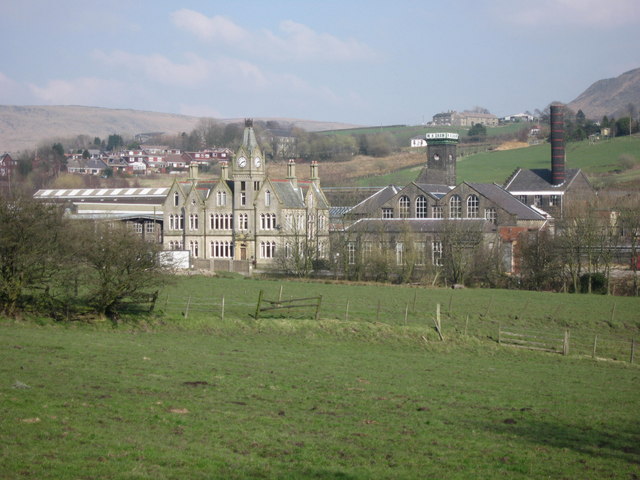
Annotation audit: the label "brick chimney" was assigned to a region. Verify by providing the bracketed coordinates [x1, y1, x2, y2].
[550, 103, 565, 185]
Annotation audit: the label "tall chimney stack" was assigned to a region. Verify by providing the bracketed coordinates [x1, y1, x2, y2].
[550, 103, 565, 185]
[286, 159, 297, 188]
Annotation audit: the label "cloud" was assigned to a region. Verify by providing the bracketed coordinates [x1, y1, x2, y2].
[171, 9, 249, 43]
[171, 9, 376, 62]
[28, 77, 126, 105]
[93, 50, 213, 88]
[496, 0, 640, 28]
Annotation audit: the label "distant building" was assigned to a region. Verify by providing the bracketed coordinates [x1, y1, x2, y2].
[432, 111, 499, 127]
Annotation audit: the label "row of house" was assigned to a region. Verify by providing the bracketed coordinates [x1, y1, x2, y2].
[66, 146, 234, 176]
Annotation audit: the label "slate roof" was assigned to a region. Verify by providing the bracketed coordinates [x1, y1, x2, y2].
[465, 182, 546, 221]
[272, 180, 305, 208]
[348, 185, 402, 215]
[346, 218, 492, 234]
[503, 168, 582, 192]
[414, 183, 452, 199]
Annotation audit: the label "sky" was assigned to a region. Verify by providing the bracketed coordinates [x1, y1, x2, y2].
[1, 0, 639, 126]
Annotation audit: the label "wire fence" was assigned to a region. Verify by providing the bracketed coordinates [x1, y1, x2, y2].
[157, 289, 637, 365]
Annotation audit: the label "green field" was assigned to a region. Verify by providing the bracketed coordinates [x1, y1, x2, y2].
[2, 276, 639, 479]
[357, 135, 640, 187]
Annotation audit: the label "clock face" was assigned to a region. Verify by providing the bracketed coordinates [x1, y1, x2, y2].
[254, 157, 261, 168]
[237, 156, 247, 168]
[433, 153, 440, 161]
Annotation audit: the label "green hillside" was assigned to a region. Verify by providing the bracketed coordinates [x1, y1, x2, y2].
[357, 135, 640, 188]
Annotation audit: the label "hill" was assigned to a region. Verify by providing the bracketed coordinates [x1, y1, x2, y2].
[567, 67, 640, 120]
[0, 105, 358, 153]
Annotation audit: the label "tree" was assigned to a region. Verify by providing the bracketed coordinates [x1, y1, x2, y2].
[518, 230, 562, 291]
[0, 195, 70, 317]
[467, 123, 487, 139]
[106, 134, 124, 151]
[77, 221, 167, 320]
[438, 220, 483, 285]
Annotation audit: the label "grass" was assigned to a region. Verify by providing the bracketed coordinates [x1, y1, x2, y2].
[356, 134, 640, 188]
[2, 276, 639, 479]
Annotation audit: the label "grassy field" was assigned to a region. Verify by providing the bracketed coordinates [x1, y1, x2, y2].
[356, 135, 640, 188]
[3, 276, 639, 478]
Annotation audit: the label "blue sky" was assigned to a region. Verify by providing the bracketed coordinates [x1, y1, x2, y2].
[1, 0, 639, 126]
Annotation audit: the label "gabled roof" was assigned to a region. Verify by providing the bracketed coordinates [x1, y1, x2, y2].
[271, 180, 306, 208]
[348, 185, 402, 215]
[503, 168, 582, 192]
[465, 182, 546, 221]
[414, 183, 452, 199]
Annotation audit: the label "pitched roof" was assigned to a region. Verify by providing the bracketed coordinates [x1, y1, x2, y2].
[465, 182, 546, 221]
[272, 180, 305, 208]
[503, 168, 582, 192]
[348, 185, 402, 215]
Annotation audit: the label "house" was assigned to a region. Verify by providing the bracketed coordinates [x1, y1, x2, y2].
[66, 157, 108, 175]
[432, 111, 499, 127]
[163, 119, 330, 271]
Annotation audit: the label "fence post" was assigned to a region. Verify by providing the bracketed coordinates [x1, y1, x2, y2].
[464, 315, 469, 336]
[345, 299, 350, 321]
[631, 338, 636, 364]
[376, 300, 381, 322]
[592, 334, 598, 359]
[404, 303, 409, 326]
[563, 329, 570, 356]
[221, 296, 225, 321]
[254, 290, 263, 320]
[184, 295, 191, 319]
[278, 285, 283, 302]
[315, 296, 322, 321]
[433, 303, 444, 341]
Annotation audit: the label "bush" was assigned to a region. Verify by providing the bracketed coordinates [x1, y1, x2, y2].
[579, 272, 608, 294]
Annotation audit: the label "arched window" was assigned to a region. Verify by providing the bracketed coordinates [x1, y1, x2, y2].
[467, 194, 479, 218]
[449, 195, 462, 218]
[265, 190, 271, 207]
[189, 240, 199, 258]
[173, 191, 179, 206]
[416, 196, 427, 218]
[398, 196, 410, 218]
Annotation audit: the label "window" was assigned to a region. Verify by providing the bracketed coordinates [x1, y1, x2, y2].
[534, 195, 542, 207]
[382, 207, 393, 219]
[363, 241, 372, 260]
[415, 242, 426, 266]
[396, 242, 404, 265]
[549, 195, 560, 206]
[307, 214, 315, 239]
[265, 190, 271, 207]
[146, 222, 154, 234]
[260, 241, 276, 259]
[467, 194, 479, 218]
[173, 192, 179, 206]
[432, 241, 443, 266]
[519, 195, 528, 204]
[240, 192, 246, 206]
[210, 213, 232, 230]
[210, 241, 233, 258]
[399, 196, 410, 218]
[318, 241, 327, 259]
[133, 222, 143, 234]
[240, 181, 246, 191]
[188, 214, 199, 230]
[260, 213, 277, 230]
[285, 243, 293, 258]
[318, 214, 326, 231]
[416, 196, 427, 218]
[238, 213, 248, 230]
[216, 190, 226, 206]
[449, 195, 462, 218]
[169, 240, 183, 250]
[484, 207, 497, 225]
[432, 206, 443, 219]
[189, 240, 199, 258]
[254, 181, 260, 191]
[347, 242, 356, 265]
[285, 214, 293, 230]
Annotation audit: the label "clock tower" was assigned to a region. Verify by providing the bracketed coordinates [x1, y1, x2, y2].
[415, 132, 458, 186]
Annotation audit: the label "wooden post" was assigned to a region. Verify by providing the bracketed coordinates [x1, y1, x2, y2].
[631, 338, 636, 364]
[278, 285, 283, 302]
[610, 302, 617, 325]
[433, 303, 444, 341]
[376, 300, 381, 322]
[404, 303, 409, 326]
[345, 299, 350, 321]
[315, 295, 322, 321]
[484, 296, 493, 317]
[221, 296, 225, 321]
[184, 295, 191, 319]
[592, 334, 598, 359]
[563, 329, 570, 356]
[498, 323, 501, 345]
[447, 294, 453, 317]
[254, 290, 263, 320]
[464, 314, 469, 336]
[412, 290, 417, 312]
